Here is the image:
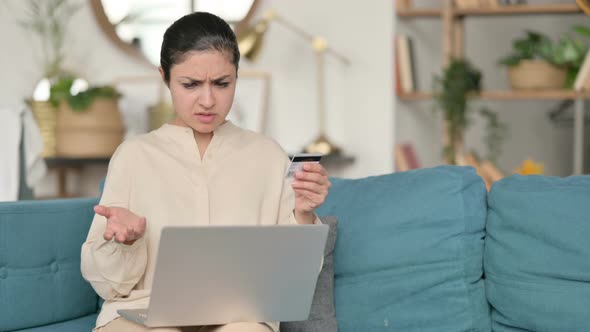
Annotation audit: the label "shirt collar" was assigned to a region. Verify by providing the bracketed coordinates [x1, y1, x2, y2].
[158, 120, 238, 140]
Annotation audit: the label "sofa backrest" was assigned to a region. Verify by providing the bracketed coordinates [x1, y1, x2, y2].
[0, 197, 100, 331]
[316, 166, 490, 331]
[485, 174, 590, 331]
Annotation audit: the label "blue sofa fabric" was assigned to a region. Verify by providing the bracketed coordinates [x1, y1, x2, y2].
[485, 174, 590, 331]
[13, 314, 98, 332]
[316, 166, 490, 331]
[0, 198, 100, 332]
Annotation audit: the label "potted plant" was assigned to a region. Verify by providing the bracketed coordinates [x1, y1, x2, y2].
[499, 27, 590, 90]
[50, 76, 124, 158]
[433, 58, 507, 165]
[19, 0, 125, 158]
[18, 0, 82, 156]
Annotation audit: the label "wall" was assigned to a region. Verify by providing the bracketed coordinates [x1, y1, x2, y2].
[396, 0, 590, 176]
[0, 0, 394, 198]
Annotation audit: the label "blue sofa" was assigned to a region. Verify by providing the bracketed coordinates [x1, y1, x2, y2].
[1, 166, 589, 331]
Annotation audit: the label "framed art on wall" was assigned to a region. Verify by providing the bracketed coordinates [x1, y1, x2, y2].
[229, 69, 271, 134]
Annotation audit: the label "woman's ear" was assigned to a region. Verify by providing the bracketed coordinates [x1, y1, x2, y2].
[158, 67, 167, 85]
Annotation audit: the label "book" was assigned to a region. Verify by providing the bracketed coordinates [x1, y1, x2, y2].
[394, 143, 421, 172]
[395, 0, 412, 11]
[394, 144, 409, 172]
[395, 35, 415, 94]
[482, 0, 499, 7]
[394, 43, 403, 96]
[455, 0, 481, 8]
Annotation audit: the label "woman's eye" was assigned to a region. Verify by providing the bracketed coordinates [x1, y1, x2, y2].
[182, 82, 198, 89]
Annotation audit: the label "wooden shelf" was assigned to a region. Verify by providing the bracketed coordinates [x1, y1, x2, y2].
[397, 92, 433, 101]
[397, 4, 581, 18]
[456, 4, 581, 16]
[397, 8, 441, 17]
[398, 90, 590, 101]
[480, 90, 590, 100]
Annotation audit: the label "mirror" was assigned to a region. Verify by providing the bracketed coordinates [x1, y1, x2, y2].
[90, 0, 260, 67]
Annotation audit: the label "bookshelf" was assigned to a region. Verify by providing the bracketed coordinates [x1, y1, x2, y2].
[399, 90, 590, 101]
[395, 1, 589, 175]
[397, 3, 582, 17]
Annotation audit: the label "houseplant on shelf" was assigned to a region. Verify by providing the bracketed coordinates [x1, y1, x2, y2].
[50, 76, 124, 158]
[19, 0, 125, 158]
[18, 0, 82, 157]
[433, 58, 507, 166]
[499, 27, 590, 90]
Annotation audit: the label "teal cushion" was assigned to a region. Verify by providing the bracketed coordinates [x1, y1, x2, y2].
[13, 314, 97, 332]
[485, 174, 590, 331]
[316, 166, 490, 331]
[0, 198, 100, 332]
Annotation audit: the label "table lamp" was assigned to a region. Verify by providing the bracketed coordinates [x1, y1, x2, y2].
[237, 9, 350, 156]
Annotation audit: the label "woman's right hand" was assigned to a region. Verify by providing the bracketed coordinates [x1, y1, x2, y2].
[94, 205, 147, 245]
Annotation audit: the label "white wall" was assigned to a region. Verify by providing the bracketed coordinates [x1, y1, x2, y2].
[0, 0, 394, 197]
[397, 0, 589, 176]
[0, 0, 158, 197]
[241, 0, 394, 178]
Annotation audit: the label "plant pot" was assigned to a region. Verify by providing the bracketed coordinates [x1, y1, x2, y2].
[56, 98, 124, 157]
[508, 60, 567, 90]
[149, 101, 175, 131]
[30, 101, 57, 157]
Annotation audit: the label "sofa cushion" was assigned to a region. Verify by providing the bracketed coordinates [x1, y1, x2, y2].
[485, 174, 590, 331]
[13, 314, 97, 332]
[315, 166, 490, 331]
[281, 216, 338, 332]
[0, 198, 100, 332]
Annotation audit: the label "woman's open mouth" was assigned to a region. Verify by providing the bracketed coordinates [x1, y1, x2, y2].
[194, 113, 216, 124]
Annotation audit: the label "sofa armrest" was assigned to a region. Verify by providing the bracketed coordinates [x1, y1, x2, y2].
[0, 198, 100, 331]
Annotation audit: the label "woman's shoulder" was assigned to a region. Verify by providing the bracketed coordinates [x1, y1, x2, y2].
[231, 126, 287, 160]
[109, 131, 159, 161]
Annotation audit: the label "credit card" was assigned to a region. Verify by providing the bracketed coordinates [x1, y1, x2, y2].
[286, 153, 323, 178]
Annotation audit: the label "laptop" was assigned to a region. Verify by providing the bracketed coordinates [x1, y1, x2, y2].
[117, 224, 328, 327]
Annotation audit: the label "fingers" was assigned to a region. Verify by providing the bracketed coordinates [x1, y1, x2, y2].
[293, 188, 326, 209]
[104, 222, 135, 243]
[303, 163, 328, 176]
[292, 175, 330, 196]
[103, 227, 115, 241]
[94, 205, 112, 218]
[103, 217, 147, 244]
[294, 170, 330, 187]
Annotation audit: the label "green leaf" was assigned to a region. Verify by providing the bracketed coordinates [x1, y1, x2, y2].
[498, 54, 523, 66]
[49, 76, 122, 112]
[573, 25, 590, 38]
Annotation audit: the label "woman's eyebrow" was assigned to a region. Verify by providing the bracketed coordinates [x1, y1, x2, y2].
[180, 75, 231, 82]
[212, 75, 231, 81]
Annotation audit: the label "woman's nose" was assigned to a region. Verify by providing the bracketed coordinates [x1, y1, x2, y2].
[198, 85, 215, 108]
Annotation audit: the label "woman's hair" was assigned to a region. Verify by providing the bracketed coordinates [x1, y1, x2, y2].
[160, 12, 240, 82]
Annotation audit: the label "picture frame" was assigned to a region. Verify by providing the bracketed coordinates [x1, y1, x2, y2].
[229, 69, 271, 134]
[112, 74, 167, 137]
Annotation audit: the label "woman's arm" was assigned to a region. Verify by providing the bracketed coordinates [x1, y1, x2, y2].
[80, 143, 148, 301]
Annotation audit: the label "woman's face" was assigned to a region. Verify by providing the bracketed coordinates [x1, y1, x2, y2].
[164, 50, 237, 135]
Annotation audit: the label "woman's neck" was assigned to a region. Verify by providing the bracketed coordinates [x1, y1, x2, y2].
[193, 130, 213, 159]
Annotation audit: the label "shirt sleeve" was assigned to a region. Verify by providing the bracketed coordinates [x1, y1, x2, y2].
[80, 142, 148, 301]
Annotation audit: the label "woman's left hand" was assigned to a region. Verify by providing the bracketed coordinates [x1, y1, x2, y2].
[292, 163, 331, 219]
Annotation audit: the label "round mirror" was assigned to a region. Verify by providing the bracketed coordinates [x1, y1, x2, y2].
[90, 0, 259, 66]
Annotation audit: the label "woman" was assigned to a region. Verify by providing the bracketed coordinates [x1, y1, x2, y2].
[81, 11, 331, 332]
